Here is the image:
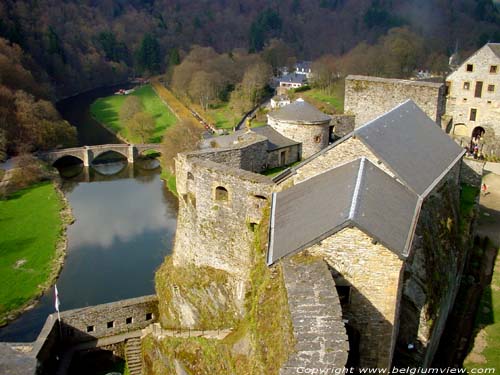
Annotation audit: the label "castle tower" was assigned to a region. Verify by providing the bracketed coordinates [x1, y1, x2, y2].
[267, 98, 332, 158]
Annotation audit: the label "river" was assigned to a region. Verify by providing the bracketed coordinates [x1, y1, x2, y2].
[0, 85, 178, 342]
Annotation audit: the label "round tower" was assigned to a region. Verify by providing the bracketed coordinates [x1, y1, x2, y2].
[267, 99, 331, 158]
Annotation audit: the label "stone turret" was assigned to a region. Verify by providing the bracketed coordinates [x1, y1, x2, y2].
[267, 99, 331, 158]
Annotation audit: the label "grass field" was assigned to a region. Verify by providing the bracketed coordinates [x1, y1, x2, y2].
[291, 87, 344, 114]
[0, 182, 63, 324]
[194, 102, 241, 130]
[90, 84, 177, 143]
[465, 254, 500, 371]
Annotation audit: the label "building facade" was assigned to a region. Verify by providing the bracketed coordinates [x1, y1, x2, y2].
[445, 43, 500, 154]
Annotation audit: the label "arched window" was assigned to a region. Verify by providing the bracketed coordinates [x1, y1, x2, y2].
[187, 172, 194, 180]
[215, 186, 229, 201]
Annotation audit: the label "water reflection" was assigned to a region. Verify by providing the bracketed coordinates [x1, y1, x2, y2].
[0, 163, 178, 342]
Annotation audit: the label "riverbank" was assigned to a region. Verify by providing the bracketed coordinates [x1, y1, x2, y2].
[0, 180, 73, 326]
[90, 84, 177, 144]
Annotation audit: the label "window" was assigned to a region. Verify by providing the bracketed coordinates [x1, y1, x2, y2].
[491, 65, 498, 74]
[314, 135, 322, 143]
[107, 321, 114, 329]
[488, 84, 495, 92]
[474, 81, 483, 98]
[466, 64, 474, 72]
[215, 186, 228, 201]
[87, 325, 95, 333]
[145, 312, 153, 321]
[187, 172, 194, 180]
[470, 108, 477, 121]
[463, 82, 470, 90]
[249, 222, 258, 232]
[126, 317, 133, 324]
[336, 286, 351, 306]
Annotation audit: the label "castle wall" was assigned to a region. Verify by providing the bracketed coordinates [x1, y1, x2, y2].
[305, 227, 405, 369]
[268, 117, 330, 158]
[267, 144, 301, 169]
[186, 137, 269, 174]
[173, 154, 274, 281]
[289, 137, 395, 186]
[331, 114, 356, 138]
[280, 257, 348, 374]
[345, 76, 445, 128]
[396, 169, 465, 366]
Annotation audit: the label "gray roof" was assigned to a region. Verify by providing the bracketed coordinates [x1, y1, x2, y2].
[252, 125, 299, 151]
[355, 100, 465, 196]
[487, 43, 500, 58]
[199, 129, 261, 149]
[279, 72, 307, 84]
[268, 158, 420, 264]
[268, 99, 331, 124]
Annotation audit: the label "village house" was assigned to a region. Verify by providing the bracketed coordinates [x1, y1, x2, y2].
[295, 61, 312, 77]
[445, 43, 500, 155]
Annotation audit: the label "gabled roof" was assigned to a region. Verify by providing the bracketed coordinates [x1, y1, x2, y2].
[268, 99, 331, 124]
[252, 125, 299, 151]
[487, 43, 500, 58]
[267, 158, 421, 264]
[277, 100, 465, 197]
[355, 100, 465, 196]
[279, 72, 307, 84]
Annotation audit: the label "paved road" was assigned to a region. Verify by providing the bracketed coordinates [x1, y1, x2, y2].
[476, 165, 500, 246]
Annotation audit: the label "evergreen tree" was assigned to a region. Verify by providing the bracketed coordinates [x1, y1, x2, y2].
[137, 33, 161, 73]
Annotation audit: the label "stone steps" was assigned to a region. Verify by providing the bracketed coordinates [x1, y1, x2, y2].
[125, 337, 143, 375]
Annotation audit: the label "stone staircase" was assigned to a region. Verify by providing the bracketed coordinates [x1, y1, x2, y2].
[125, 337, 143, 375]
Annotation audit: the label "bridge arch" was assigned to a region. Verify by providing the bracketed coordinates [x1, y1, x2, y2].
[51, 154, 85, 167]
[92, 149, 129, 163]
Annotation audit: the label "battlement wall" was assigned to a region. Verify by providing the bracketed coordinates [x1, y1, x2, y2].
[345, 75, 445, 128]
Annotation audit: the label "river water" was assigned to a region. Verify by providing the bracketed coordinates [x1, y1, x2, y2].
[0, 85, 178, 342]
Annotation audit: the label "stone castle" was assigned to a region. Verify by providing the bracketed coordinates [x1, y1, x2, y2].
[167, 92, 473, 371]
[1, 63, 484, 374]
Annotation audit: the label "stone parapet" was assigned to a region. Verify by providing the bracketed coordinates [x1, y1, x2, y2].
[345, 75, 445, 127]
[280, 257, 348, 374]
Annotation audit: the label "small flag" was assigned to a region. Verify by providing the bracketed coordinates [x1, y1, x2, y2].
[54, 284, 60, 312]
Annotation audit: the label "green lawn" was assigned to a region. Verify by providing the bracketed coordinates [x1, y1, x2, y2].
[465, 254, 500, 371]
[90, 84, 177, 143]
[291, 87, 344, 114]
[0, 182, 63, 324]
[204, 102, 240, 130]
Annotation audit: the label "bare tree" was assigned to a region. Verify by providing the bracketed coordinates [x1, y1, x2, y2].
[128, 111, 156, 143]
[119, 95, 143, 124]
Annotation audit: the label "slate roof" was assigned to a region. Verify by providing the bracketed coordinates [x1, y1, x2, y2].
[355, 100, 465, 196]
[199, 126, 298, 152]
[487, 43, 500, 58]
[296, 61, 312, 72]
[252, 125, 299, 151]
[279, 72, 307, 84]
[268, 158, 421, 264]
[268, 99, 331, 124]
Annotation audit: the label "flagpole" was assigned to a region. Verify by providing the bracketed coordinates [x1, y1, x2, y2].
[55, 284, 62, 340]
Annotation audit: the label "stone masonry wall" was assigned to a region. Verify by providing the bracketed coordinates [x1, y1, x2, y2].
[396, 177, 464, 367]
[174, 154, 274, 281]
[267, 144, 301, 169]
[280, 257, 348, 374]
[306, 227, 405, 369]
[59, 295, 158, 343]
[331, 114, 356, 138]
[186, 136, 269, 174]
[345, 75, 445, 128]
[461, 159, 485, 187]
[288, 137, 395, 186]
[268, 117, 330, 158]
[446, 46, 500, 138]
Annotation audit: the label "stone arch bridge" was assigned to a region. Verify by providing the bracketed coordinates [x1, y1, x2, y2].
[38, 144, 162, 167]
